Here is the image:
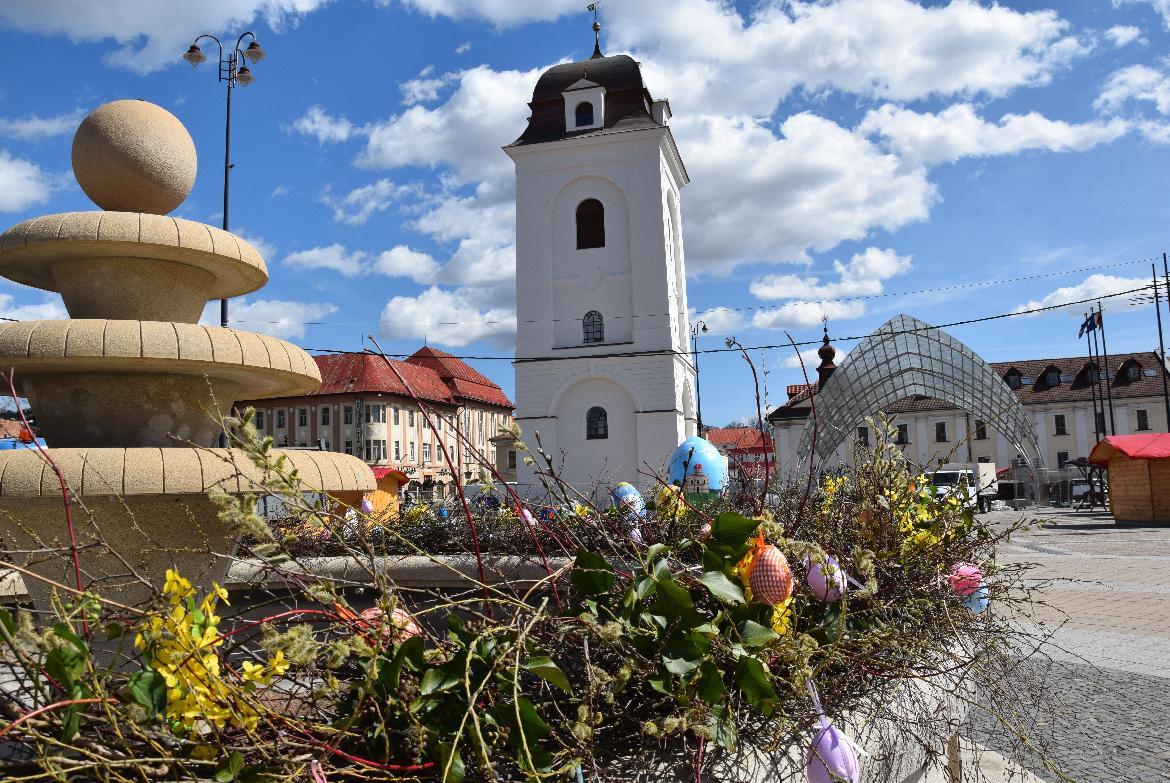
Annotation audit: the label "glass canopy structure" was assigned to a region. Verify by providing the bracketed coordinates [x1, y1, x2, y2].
[795, 314, 1043, 469]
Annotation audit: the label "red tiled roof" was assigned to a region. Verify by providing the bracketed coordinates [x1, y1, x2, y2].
[769, 351, 1169, 422]
[313, 353, 456, 406]
[1090, 433, 1170, 463]
[706, 426, 774, 452]
[405, 347, 514, 409]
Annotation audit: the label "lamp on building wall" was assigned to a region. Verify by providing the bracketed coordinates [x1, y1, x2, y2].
[181, 31, 267, 329]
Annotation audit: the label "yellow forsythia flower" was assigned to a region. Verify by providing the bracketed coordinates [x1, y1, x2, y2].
[770, 598, 794, 636]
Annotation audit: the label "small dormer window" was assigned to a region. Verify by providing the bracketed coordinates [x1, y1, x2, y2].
[574, 101, 594, 127]
[1005, 370, 1021, 390]
[1081, 363, 1099, 384]
[1124, 362, 1142, 382]
[1043, 368, 1060, 387]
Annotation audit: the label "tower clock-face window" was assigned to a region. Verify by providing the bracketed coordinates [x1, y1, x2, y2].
[576, 198, 605, 249]
[583, 310, 604, 343]
[574, 101, 594, 127]
[586, 406, 608, 440]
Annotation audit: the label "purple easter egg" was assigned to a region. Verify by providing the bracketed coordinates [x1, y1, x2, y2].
[360, 498, 374, 515]
[805, 555, 846, 603]
[807, 721, 860, 783]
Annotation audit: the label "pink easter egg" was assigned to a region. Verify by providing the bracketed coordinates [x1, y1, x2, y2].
[948, 563, 982, 597]
[360, 606, 421, 642]
[805, 555, 846, 603]
[807, 722, 860, 783]
[749, 545, 794, 606]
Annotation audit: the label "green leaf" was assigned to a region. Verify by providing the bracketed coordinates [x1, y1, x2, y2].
[696, 661, 727, 704]
[734, 656, 778, 712]
[524, 656, 572, 694]
[127, 669, 167, 717]
[215, 751, 245, 782]
[711, 513, 759, 546]
[420, 667, 460, 695]
[662, 654, 700, 675]
[645, 543, 669, 563]
[60, 703, 80, 742]
[104, 623, 124, 640]
[0, 607, 15, 636]
[649, 677, 671, 695]
[698, 570, 745, 604]
[52, 622, 88, 655]
[571, 550, 616, 596]
[739, 620, 780, 648]
[707, 703, 738, 751]
[439, 742, 465, 783]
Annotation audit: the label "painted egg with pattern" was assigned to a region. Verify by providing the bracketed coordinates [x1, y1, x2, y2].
[961, 583, 990, 614]
[948, 562, 982, 597]
[749, 544, 794, 606]
[359, 606, 421, 641]
[668, 436, 728, 492]
[611, 482, 647, 520]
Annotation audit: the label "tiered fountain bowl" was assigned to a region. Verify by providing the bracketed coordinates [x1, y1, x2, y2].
[0, 99, 374, 609]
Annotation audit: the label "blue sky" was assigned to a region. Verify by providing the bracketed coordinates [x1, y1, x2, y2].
[3, 0, 1170, 426]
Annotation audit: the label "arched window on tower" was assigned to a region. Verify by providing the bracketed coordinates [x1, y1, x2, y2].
[576, 198, 605, 249]
[574, 101, 594, 127]
[586, 407, 608, 440]
[583, 310, 604, 344]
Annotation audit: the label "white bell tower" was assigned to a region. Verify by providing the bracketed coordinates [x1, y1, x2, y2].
[505, 36, 697, 497]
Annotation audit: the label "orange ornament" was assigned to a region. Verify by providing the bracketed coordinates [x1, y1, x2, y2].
[746, 532, 794, 606]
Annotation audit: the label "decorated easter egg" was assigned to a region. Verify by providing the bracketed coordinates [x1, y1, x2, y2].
[749, 544, 794, 606]
[807, 721, 861, 783]
[359, 497, 374, 515]
[521, 508, 537, 527]
[668, 436, 729, 493]
[948, 563, 982, 597]
[962, 583, 989, 614]
[805, 555, 846, 603]
[611, 482, 647, 520]
[360, 606, 421, 642]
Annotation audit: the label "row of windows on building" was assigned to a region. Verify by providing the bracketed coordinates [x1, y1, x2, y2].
[255, 404, 498, 439]
[1003, 360, 1150, 391]
[856, 409, 1153, 453]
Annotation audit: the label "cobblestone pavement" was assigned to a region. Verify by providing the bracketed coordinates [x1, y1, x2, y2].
[973, 508, 1170, 783]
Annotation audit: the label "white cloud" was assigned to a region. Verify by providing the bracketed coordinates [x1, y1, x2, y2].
[0, 151, 55, 212]
[1096, 64, 1170, 114]
[1013, 274, 1151, 315]
[379, 286, 515, 347]
[233, 229, 276, 264]
[201, 297, 337, 341]
[1104, 25, 1144, 47]
[290, 105, 363, 144]
[0, 293, 67, 321]
[391, 0, 578, 26]
[0, 109, 85, 140]
[454, 41, 471, 54]
[373, 245, 440, 284]
[751, 300, 867, 331]
[400, 66, 456, 105]
[679, 115, 934, 271]
[323, 178, 415, 225]
[691, 306, 747, 335]
[860, 103, 1128, 167]
[0, 0, 332, 74]
[284, 243, 368, 277]
[751, 248, 912, 301]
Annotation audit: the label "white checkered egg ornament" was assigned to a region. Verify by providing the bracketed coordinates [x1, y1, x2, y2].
[749, 538, 794, 606]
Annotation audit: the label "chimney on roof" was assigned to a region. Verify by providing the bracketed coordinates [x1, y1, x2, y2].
[817, 320, 837, 390]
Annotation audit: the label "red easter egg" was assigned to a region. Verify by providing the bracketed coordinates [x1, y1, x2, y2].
[750, 545, 794, 606]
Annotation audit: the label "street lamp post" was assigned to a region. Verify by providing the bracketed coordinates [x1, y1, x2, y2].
[182, 32, 266, 328]
[690, 320, 708, 433]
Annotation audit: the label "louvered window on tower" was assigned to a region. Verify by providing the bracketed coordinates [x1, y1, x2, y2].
[575, 101, 594, 127]
[583, 310, 604, 343]
[576, 198, 605, 249]
[586, 406, 608, 440]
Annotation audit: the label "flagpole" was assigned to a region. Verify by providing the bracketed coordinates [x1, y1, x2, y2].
[1091, 307, 1111, 435]
[1154, 263, 1170, 426]
[1084, 312, 1102, 441]
[1096, 303, 1116, 435]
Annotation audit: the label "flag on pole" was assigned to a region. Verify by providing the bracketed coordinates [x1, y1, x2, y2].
[1095, 311, 1103, 329]
[1078, 313, 1097, 338]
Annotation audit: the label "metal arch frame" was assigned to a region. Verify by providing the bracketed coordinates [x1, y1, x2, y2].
[795, 314, 1044, 469]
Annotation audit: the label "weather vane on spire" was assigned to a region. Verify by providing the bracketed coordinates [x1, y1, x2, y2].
[587, 2, 603, 58]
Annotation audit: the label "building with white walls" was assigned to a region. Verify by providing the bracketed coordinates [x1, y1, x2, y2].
[506, 41, 697, 496]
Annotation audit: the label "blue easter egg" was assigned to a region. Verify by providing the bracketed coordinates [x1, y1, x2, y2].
[962, 583, 989, 614]
[611, 482, 646, 519]
[668, 437, 729, 492]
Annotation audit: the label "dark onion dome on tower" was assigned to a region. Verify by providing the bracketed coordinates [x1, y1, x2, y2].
[817, 324, 838, 389]
[509, 53, 663, 146]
